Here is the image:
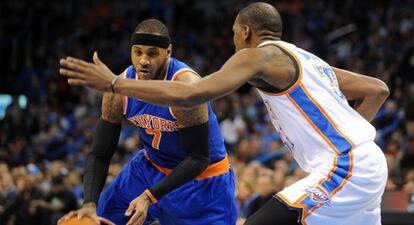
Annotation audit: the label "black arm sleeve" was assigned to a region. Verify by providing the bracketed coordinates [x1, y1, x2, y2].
[83, 118, 121, 205]
[148, 122, 210, 200]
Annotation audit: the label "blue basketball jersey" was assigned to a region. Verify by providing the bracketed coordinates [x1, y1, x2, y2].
[122, 57, 227, 169]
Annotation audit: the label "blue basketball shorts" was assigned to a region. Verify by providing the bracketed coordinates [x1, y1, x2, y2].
[96, 149, 237, 225]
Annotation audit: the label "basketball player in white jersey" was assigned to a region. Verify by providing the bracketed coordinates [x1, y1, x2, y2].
[59, 2, 390, 225]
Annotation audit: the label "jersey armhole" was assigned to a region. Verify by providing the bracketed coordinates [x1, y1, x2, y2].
[258, 43, 303, 96]
[168, 68, 201, 119]
[121, 68, 129, 115]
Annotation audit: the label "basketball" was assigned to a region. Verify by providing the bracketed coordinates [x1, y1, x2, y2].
[58, 217, 99, 225]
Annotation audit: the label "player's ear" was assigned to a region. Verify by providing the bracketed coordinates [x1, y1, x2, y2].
[166, 44, 172, 57]
[242, 25, 251, 41]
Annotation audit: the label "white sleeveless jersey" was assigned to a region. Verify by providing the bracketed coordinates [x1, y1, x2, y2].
[257, 41, 376, 172]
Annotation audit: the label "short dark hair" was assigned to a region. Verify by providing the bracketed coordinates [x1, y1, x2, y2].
[238, 2, 282, 37]
[134, 19, 170, 41]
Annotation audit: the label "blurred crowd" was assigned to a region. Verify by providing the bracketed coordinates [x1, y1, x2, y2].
[1, 0, 414, 224]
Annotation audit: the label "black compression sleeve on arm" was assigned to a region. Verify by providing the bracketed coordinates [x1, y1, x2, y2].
[148, 122, 210, 200]
[83, 118, 121, 205]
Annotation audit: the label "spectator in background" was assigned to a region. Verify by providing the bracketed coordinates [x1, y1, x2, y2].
[65, 171, 83, 206]
[403, 84, 414, 120]
[0, 170, 19, 225]
[248, 174, 276, 216]
[31, 176, 78, 225]
[236, 180, 256, 219]
[403, 169, 414, 212]
[405, 119, 414, 138]
[375, 100, 400, 149]
[400, 136, 414, 173]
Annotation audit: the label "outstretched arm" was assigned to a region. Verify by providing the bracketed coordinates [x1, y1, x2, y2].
[333, 67, 389, 122]
[59, 49, 264, 108]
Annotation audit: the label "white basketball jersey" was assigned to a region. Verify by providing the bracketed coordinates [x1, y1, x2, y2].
[257, 40, 376, 172]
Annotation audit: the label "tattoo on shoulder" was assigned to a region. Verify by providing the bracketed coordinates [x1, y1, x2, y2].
[172, 104, 208, 128]
[101, 92, 123, 124]
[171, 71, 208, 128]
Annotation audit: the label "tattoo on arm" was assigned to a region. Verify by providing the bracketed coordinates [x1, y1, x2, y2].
[172, 104, 208, 128]
[101, 92, 124, 124]
[170, 72, 209, 128]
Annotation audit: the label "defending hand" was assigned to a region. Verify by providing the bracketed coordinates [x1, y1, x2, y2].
[59, 52, 117, 92]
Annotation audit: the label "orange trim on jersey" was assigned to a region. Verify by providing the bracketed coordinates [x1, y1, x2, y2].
[168, 107, 177, 119]
[303, 151, 353, 219]
[276, 192, 309, 225]
[171, 68, 200, 81]
[259, 42, 303, 96]
[325, 157, 338, 183]
[286, 94, 341, 155]
[122, 70, 128, 115]
[168, 68, 200, 119]
[298, 84, 356, 148]
[303, 159, 338, 218]
[329, 151, 353, 197]
[144, 152, 230, 180]
[144, 189, 158, 204]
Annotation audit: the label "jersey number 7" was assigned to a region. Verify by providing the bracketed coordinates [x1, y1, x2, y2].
[145, 129, 162, 150]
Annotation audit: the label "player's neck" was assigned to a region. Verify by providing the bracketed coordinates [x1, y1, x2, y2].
[256, 36, 281, 47]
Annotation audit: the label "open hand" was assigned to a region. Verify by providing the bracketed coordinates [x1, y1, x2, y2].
[125, 192, 152, 225]
[57, 202, 100, 225]
[59, 51, 116, 92]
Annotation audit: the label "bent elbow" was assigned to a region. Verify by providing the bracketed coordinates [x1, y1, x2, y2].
[376, 80, 390, 99]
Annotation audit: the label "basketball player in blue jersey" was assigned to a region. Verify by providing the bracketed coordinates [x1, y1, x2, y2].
[59, 19, 236, 225]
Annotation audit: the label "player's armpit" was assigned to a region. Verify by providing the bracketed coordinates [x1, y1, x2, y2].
[101, 92, 124, 124]
[170, 71, 208, 127]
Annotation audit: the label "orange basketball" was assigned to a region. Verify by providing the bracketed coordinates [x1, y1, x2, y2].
[58, 217, 99, 225]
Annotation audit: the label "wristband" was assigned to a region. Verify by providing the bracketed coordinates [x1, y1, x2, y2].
[110, 76, 120, 93]
[144, 189, 158, 204]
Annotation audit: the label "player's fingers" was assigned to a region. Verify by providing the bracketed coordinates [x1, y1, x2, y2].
[126, 211, 141, 225]
[57, 216, 66, 224]
[80, 214, 100, 224]
[60, 58, 88, 72]
[125, 201, 135, 216]
[57, 211, 74, 223]
[93, 51, 103, 65]
[87, 216, 101, 225]
[65, 211, 76, 220]
[57, 217, 64, 224]
[68, 78, 87, 86]
[77, 209, 88, 219]
[59, 68, 84, 79]
[135, 214, 146, 225]
[66, 56, 94, 68]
